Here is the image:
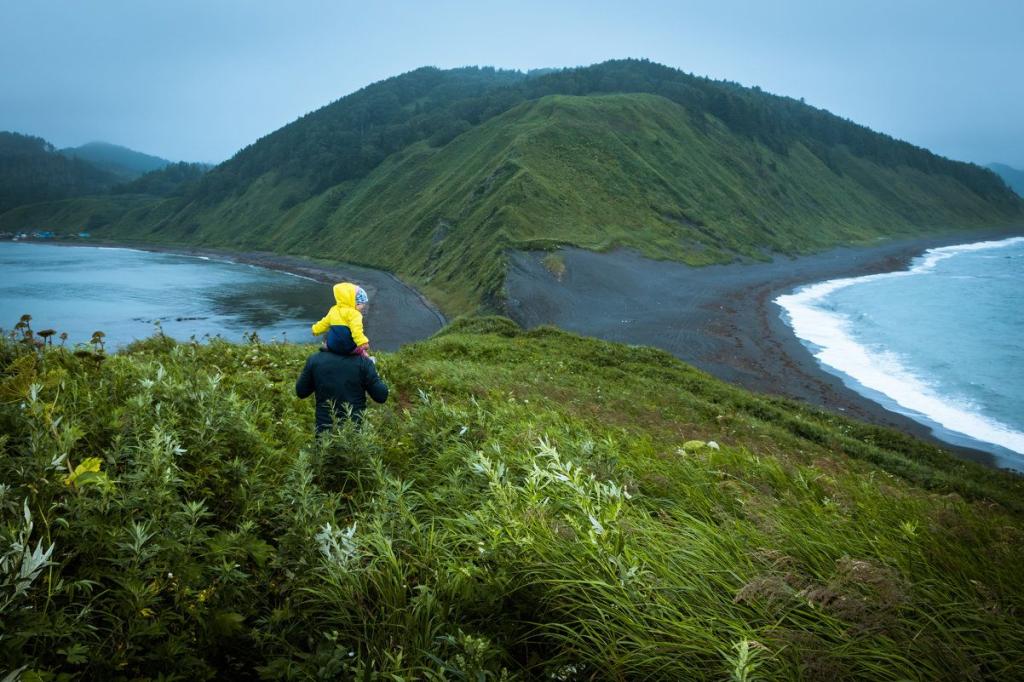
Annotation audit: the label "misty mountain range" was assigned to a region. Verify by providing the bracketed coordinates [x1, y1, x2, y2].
[58, 141, 171, 181]
[0, 133, 213, 213]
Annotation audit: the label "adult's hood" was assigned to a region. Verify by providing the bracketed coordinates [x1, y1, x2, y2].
[333, 282, 358, 309]
[325, 325, 357, 355]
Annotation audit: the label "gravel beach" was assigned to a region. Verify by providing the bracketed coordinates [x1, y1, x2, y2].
[41, 231, 1022, 466]
[506, 230, 1024, 467]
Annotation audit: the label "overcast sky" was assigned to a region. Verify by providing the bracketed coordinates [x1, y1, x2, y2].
[2, 1, 1021, 167]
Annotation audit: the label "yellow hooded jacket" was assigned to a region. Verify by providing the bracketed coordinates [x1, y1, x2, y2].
[311, 282, 368, 347]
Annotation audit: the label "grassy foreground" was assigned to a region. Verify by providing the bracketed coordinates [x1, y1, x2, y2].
[2, 317, 1023, 680]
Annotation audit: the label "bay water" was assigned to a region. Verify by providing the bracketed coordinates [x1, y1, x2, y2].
[0, 242, 334, 348]
[776, 236, 1024, 470]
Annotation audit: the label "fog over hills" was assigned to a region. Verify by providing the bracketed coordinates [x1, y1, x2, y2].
[988, 163, 1024, 197]
[58, 141, 171, 181]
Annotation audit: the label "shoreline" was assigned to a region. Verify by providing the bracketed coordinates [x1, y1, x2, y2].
[17, 231, 1023, 468]
[78, 240, 449, 328]
[506, 227, 1024, 470]
[15, 239, 448, 350]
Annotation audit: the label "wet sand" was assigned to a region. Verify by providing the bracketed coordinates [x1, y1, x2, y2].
[506, 230, 1024, 467]
[48, 241, 447, 351]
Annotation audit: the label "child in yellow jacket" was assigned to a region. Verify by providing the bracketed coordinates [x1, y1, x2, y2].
[312, 282, 371, 357]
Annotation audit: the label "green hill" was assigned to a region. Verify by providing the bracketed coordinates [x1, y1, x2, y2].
[3, 317, 1023, 678]
[111, 161, 212, 197]
[988, 162, 1024, 196]
[3, 60, 1022, 313]
[0, 132, 119, 214]
[59, 141, 171, 181]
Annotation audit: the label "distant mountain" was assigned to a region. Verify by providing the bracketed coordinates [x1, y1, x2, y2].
[59, 141, 170, 181]
[3, 60, 1022, 313]
[988, 163, 1024, 197]
[0, 132, 118, 214]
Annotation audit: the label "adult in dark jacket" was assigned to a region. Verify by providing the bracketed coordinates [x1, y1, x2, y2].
[295, 325, 388, 434]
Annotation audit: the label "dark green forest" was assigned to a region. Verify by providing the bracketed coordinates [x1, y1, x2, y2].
[0, 133, 206, 213]
[196, 59, 1015, 207]
[0, 133, 118, 214]
[113, 162, 212, 197]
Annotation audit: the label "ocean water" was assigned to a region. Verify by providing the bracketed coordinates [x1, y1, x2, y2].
[0, 242, 332, 347]
[776, 236, 1024, 471]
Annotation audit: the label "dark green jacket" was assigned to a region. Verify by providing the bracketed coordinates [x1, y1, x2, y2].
[295, 348, 388, 433]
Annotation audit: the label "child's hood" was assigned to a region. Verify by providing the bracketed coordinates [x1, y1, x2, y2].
[332, 282, 358, 309]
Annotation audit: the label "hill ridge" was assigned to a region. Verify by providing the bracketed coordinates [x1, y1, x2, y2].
[1, 60, 1021, 312]
[59, 140, 171, 180]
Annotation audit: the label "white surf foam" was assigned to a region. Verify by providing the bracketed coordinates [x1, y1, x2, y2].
[96, 246, 151, 254]
[776, 237, 1024, 456]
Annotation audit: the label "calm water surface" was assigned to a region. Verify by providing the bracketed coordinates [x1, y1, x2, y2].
[1, 242, 336, 347]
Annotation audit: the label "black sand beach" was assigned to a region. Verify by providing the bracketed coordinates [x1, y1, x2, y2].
[506, 230, 1024, 467]
[42, 231, 1022, 466]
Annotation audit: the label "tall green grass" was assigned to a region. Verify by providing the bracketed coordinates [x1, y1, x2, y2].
[2, 317, 1023, 679]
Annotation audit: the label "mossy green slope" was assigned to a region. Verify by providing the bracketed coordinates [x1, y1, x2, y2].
[3, 318, 1023, 679]
[14, 93, 1022, 314]
[4, 62, 1023, 314]
[0, 194, 177, 234]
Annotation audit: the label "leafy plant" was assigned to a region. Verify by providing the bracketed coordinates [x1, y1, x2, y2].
[1, 319, 1023, 679]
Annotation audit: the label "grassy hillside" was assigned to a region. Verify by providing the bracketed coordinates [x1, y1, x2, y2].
[3, 317, 1023, 679]
[3, 61, 1022, 313]
[0, 194, 176, 234]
